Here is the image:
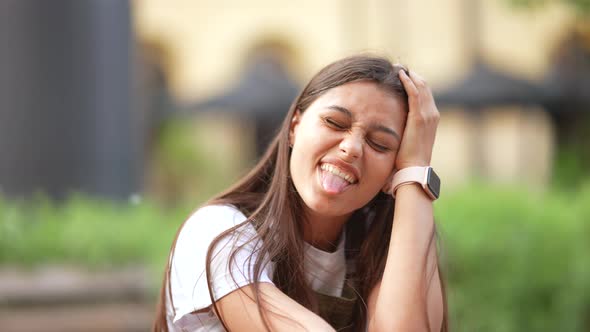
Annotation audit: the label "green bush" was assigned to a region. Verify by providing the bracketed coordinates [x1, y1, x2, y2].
[436, 182, 590, 332]
[0, 183, 588, 331]
[0, 194, 186, 272]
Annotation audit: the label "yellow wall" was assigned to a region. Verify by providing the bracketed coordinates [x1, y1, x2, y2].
[133, 0, 573, 99]
[133, 0, 575, 190]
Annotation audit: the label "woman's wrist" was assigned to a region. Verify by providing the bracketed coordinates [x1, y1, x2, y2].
[390, 166, 440, 200]
[394, 182, 432, 200]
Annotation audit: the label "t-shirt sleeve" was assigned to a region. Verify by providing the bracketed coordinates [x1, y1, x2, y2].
[168, 204, 274, 324]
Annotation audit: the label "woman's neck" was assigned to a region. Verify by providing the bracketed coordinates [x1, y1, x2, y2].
[302, 210, 351, 252]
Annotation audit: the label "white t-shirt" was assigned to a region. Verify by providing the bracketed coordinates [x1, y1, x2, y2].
[166, 204, 347, 332]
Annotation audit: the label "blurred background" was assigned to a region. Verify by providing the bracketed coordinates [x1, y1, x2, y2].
[0, 0, 589, 331]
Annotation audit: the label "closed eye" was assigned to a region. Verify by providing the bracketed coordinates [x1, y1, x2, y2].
[324, 117, 346, 130]
[367, 139, 390, 152]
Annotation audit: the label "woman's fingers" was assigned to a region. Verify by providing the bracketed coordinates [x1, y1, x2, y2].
[394, 69, 440, 170]
[404, 70, 439, 119]
[398, 69, 419, 101]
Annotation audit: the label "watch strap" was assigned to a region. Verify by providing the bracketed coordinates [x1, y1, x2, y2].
[391, 166, 438, 199]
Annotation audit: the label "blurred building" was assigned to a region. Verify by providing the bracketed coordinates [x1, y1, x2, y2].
[1, 1, 583, 201]
[133, 0, 585, 191]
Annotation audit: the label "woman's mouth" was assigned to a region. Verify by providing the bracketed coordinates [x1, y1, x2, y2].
[318, 163, 358, 194]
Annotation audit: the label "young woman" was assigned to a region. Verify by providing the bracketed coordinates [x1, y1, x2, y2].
[153, 54, 448, 332]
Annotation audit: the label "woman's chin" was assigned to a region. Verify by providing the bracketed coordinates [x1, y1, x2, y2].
[300, 195, 356, 219]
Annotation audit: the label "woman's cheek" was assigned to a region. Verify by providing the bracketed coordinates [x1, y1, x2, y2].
[375, 153, 397, 181]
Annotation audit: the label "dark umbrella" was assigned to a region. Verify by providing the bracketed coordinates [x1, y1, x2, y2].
[434, 59, 547, 108]
[186, 55, 299, 116]
[183, 55, 300, 155]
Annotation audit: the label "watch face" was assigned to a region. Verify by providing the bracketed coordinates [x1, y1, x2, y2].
[427, 168, 441, 199]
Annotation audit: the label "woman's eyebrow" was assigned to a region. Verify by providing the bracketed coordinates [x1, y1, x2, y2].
[327, 105, 400, 141]
[326, 105, 353, 118]
[370, 124, 401, 142]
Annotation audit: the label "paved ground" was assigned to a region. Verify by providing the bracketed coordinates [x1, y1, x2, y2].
[0, 266, 156, 332]
[0, 303, 153, 332]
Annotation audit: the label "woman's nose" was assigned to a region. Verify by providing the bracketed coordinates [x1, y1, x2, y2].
[339, 133, 363, 160]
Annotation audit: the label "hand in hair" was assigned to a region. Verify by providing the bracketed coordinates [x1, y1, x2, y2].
[394, 70, 440, 170]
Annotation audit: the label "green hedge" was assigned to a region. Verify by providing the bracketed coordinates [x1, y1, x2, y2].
[0, 183, 589, 331]
[436, 182, 590, 332]
[0, 194, 184, 272]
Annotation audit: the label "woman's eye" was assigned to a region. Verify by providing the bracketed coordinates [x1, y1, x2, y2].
[368, 140, 390, 152]
[325, 118, 346, 130]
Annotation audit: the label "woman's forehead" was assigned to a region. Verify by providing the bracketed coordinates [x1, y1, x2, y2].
[310, 81, 406, 118]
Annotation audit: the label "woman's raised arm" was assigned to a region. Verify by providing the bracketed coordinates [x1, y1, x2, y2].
[367, 69, 444, 332]
[367, 184, 443, 331]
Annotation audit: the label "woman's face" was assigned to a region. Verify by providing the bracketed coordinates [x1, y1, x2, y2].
[289, 80, 407, 219]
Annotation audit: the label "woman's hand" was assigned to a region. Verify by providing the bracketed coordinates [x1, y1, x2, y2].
[394, 70, 440, 170]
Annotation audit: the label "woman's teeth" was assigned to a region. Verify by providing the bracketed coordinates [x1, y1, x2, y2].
[320, 163, 356, 184]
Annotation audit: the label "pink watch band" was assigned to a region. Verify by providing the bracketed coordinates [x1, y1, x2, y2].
[391, 166, 439, 200]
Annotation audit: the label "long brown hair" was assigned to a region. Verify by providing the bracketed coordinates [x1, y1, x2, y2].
[152, 54, 449, 331]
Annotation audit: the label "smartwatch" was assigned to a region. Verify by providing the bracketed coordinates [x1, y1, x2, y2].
[390, 166, 441, 200]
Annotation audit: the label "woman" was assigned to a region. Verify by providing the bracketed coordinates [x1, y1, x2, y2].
[153, 54, 448, 331]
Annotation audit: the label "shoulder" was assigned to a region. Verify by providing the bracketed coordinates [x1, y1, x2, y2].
[168, 204, 272, 325]
[172, 204, 255, 278]
[177, 204, 249, 243]
[185, 204, 247, 229]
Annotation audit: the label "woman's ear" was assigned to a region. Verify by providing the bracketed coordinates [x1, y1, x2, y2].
[289, 110, 302, 147]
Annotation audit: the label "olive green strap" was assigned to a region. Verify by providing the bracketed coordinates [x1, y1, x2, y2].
[316, 280, 358, 331]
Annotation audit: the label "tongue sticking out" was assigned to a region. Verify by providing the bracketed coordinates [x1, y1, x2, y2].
[321, 171, 351, 194]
